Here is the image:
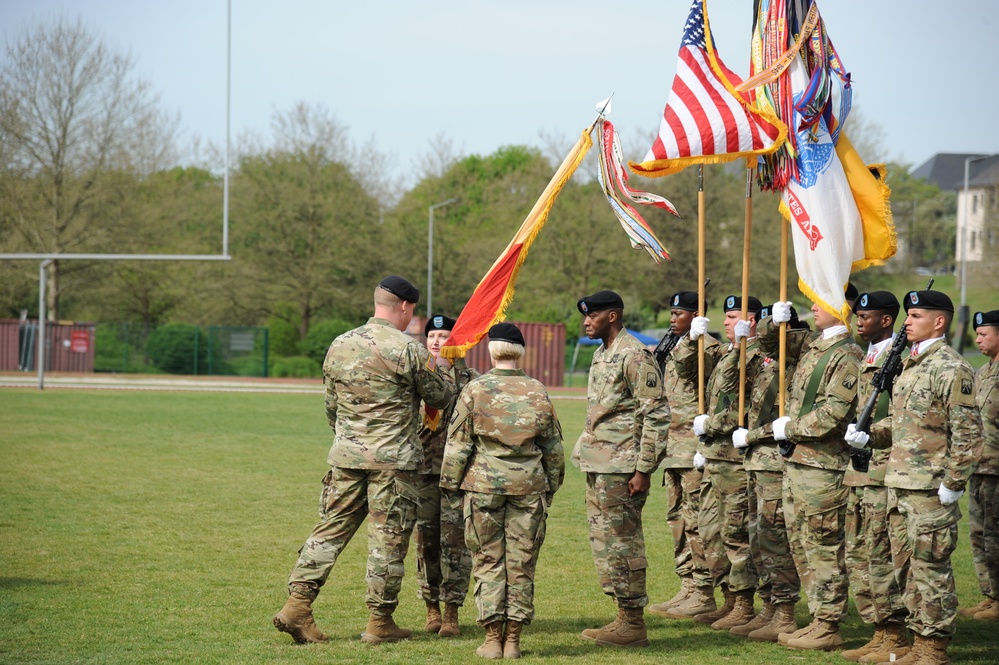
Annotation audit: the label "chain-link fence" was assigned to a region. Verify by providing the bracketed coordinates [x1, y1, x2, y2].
[94, 323, 269, 377]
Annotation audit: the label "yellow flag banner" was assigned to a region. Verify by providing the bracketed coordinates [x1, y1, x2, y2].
[837, 134, 896, 271]
[440, 129, 593, 359]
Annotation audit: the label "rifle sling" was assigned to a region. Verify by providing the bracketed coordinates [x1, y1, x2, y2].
[800, 337, 851, 414]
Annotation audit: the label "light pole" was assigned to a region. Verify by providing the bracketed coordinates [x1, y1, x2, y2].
[959, 155, 988, 353]
[427, 198, 458, 318]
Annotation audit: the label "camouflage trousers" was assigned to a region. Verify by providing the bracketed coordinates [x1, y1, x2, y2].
[663, 467, 711, 587]
[698, 460, 756, 593]
[414, 473, 473, 605]
[585, 472, 649, 608]
[845, 484, 906, 625]
[783, 463, 848, 622]
[287, 467, 418, 615]
[888, 488, 961, 638]
[464, 491, 547, 625]
[968, 474, 999, 600]
[749, 470, 799, 606]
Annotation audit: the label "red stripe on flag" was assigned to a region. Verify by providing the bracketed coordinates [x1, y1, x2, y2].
[673, 75, 714, 156]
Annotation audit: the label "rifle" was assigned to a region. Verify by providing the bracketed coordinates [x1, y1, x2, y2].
[652, 330, 681, 374]
[849, 278, 931, 471]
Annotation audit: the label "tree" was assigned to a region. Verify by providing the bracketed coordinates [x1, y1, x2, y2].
[0, 16, 177, 320]
[230, 103, 384, 336]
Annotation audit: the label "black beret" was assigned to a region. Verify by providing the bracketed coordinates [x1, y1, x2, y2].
[488, 322, 525, 346]
[378, 275, 420, 303]
[853, 291, 901, 319]
[723, 295, 763, 317]
[845, 282, 860, 304]
[577, 290, 624, 314]
[974, 310, 999, 330]
[761, 302, 802, 327]
[669, 291, 698, 312]
[903, 290, 954, 313]
[424, 314, 456, 337]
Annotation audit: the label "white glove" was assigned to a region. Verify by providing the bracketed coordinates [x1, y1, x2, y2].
[844, 423, 870, 449]
[938, 484, 964, 506]
[692, 414, 709, 437]
[690, 316, 709, 340]
[772, 301, 793, 324]
[772, 416, 791, 441]
[732, 428, 749, 449]
[734, 319, 751, 343]
[693, 451, 706, 469]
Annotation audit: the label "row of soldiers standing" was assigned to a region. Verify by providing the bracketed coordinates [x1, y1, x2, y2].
[640, 286, 998, 665]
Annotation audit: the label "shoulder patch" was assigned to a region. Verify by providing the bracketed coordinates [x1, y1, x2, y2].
[962, 378, 974, 395]
[646, 371, 659, 388]
[842, 375, 857, 390]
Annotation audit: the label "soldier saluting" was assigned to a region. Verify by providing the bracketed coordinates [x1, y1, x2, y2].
[849, 289, 984, 665]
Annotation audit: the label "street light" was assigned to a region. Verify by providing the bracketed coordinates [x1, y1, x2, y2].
[959, 155, 989, 353]
[427, 197, 458, 318]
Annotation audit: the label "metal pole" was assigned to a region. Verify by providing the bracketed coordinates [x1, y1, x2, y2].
[37, 260, 52, 390]
[222, 0, 231, 258]
[427, 198, 458, 317]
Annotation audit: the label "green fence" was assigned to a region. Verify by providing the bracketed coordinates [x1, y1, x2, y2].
[94, 323, 269, 377]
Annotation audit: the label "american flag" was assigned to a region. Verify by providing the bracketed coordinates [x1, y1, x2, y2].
[630, 0, 785, 178]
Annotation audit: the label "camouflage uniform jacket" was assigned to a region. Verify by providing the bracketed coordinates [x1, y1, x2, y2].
[573, 329, 670, 474]
[743, 325, 815, 472]
[783, 331, 863, 470]
[975, 359, 999, 476]
[661, 333, 721, 468]
[870, 339, 984, 491]
[416, 359, 480, 475]
[701, 341, 764, 462]
[844, 339, 895, 486]
[324, 317, 456, 470]
[439, 368, 564, 496]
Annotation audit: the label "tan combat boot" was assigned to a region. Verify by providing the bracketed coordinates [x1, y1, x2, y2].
[958, 597, 991, 617]
[660, 585, 716, 619]
[272, 592, 330, 644]
[750, 602, 797, 642]
[895, 635, 949, 665]
[858, 623, 910, 663]
[593, 607, 649, 648]
[730, 600, 774, 637]
[974, 597, 999, 620]
[361, 613, 413, 644]
[581, 607, 624, 641]
[439, 603, 461, 637]
[648, 576, 693, 615]
[694, 585, 734, 625]
[777, 617, 813, 645]
[475, 621, 505, 659]
[786, 619, 844, 651]
[711, 590, 756, 630]
[842, 626, 885, 661]
[503, 620, 523, 659]
[425, 601, 443, 633]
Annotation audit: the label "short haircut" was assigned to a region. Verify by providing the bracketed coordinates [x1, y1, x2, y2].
[374, 287, 403, 308]
[488, 340, 525, 362]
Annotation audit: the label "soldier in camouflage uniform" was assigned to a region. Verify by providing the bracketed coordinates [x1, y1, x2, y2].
[961, 310, 999, 620]
[729, 305, 813, 642]
[440, 323, 564, 660]
[573, 290, 671, 648]
[771, 294, 863, 651]
[837, 291, 910, 662]
[273, 276, 456, 646]
[856, 290, 984, 664]
[414, 314, 478, 637]
[649, 291, 718, 619]
[685, 295, 764, 631]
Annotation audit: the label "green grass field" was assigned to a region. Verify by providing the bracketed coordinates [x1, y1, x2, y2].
[1, 388, 996, 664]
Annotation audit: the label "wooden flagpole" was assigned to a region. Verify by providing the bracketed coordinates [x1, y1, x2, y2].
[778, 202, 789, 416]
[738, 163, 752, 424]
[697, 165, 706, 414]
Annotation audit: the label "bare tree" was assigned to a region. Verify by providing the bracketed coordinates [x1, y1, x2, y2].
[0, 16, 177, 320]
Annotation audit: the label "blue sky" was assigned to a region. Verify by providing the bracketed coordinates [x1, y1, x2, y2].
[3, 0, 997, 183]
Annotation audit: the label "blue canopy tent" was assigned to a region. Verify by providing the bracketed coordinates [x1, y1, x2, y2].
[568, 328, 660, 385]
